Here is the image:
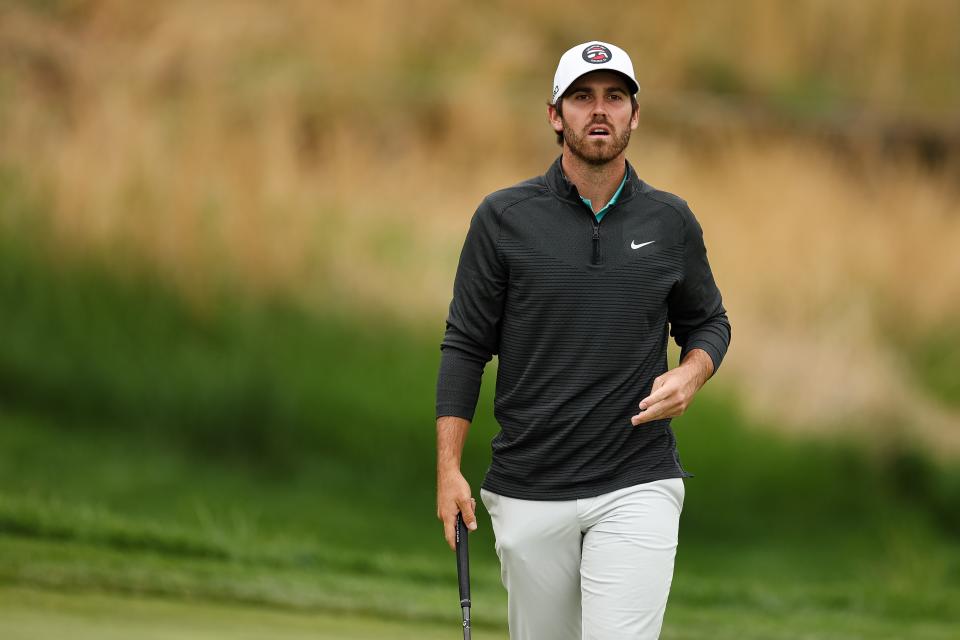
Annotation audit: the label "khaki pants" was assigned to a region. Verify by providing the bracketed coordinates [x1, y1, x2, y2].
[480, 478, 684, 640]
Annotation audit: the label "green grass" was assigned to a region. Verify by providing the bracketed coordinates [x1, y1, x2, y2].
[1, 217, 960, 637]
[4, 583, 959, 640]
[0, 585, 466, 640]
[2, 405, 959, 637]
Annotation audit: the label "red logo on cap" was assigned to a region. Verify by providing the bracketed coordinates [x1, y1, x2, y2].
[582, 44, 612, 64]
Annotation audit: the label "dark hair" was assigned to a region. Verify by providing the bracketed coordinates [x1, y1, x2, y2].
[548, 95, 639, 146]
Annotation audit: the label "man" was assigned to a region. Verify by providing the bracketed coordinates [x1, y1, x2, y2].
[435, 41, 731, 640]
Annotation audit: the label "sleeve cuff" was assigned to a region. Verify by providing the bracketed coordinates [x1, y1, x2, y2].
[436, 403, 477, 422]
[681, 340, 725, 374]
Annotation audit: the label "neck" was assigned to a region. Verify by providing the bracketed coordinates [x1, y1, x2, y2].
[560, 149, 626, 212]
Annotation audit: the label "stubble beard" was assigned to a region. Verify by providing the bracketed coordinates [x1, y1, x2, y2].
[562, 118, 631, 166]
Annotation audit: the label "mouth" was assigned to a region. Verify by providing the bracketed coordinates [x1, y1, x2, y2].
[586, 125, 611, 138]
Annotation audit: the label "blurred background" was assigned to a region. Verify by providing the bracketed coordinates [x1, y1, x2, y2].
[1, 0, 958, 638]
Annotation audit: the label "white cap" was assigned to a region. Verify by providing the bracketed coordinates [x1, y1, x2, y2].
[551, 41, 639, 105]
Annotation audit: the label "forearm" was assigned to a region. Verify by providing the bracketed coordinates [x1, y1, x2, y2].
[437, 415, 471, 475]
[678, 347, 714, 391]
[436, 415, 477, 546]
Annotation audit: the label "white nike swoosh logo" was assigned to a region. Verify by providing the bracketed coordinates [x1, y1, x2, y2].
[631, 240, 656, 250]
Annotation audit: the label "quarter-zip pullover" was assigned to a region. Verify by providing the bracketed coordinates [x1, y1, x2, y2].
[437, 156, 731, 500]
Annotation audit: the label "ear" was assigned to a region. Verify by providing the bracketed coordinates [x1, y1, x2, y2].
[630, 101, 640, 131]
[547, 104, 563, 134]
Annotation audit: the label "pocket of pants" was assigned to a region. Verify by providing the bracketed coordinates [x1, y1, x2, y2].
[654, 478, 685, 512]
[480, 487, 497, 514]
[671, 478, 685, 511]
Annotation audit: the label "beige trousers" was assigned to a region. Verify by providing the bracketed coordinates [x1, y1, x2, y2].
[480, 478, 684, 640]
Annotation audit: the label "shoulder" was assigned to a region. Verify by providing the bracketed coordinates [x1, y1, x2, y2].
[634, 180, 703, 238]
[636, 181, 693, 219]
[481, 174, 550, 216]
[465, 175, 548, 239]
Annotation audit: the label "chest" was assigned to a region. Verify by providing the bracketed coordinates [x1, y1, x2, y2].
[498, 201, 685, 317]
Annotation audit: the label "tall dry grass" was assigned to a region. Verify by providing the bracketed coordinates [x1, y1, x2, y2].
[1, 0, 958, 456]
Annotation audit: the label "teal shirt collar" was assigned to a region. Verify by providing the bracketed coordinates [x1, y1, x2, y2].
[579, 171, 628, 222]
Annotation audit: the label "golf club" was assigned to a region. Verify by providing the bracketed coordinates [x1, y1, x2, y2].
[455, 511, 471, 640]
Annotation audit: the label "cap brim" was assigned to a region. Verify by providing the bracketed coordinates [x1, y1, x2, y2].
[553, 70, 639, 104]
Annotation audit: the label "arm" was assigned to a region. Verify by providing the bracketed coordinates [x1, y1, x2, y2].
[435, 199, 506, 548]
[437, 416, 476, 551]
[667, 205, 731, 372]
[632, 205, 730, 426]
[436, 199, 506, 420]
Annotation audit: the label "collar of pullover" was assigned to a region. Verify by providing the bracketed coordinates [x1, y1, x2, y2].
[545, 155, 639, 205]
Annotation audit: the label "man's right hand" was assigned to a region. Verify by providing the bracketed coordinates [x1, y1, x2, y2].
[437, 469, 478, 551]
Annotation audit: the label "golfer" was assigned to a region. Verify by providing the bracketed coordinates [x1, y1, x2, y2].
[436, 40, 731, 640]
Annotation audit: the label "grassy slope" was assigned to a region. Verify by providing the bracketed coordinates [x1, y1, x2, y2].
[2, 403, 959, 637]
[4, 444, 953, 635]
[0, 234, 959, 637]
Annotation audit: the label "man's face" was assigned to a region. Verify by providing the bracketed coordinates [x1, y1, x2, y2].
[549, 70, 638, 165]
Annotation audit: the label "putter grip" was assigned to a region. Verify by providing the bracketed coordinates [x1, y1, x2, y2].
[455, 512, 471, 606]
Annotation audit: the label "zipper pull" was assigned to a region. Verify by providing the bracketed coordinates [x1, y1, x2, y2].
[592, 224, 601, 265]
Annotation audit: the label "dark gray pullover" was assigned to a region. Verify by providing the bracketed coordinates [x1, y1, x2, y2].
[437, 157, 731, 500]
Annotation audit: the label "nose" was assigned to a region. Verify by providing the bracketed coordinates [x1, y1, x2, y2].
[591, 100, 608, 118]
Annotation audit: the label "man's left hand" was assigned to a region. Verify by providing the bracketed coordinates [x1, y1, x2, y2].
[631, 349, 714, 425]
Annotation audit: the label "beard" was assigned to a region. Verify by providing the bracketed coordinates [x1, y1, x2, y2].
[562, 118, 631, 166]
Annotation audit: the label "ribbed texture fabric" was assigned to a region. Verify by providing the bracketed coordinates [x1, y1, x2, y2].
[437, 157, 731, 500]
